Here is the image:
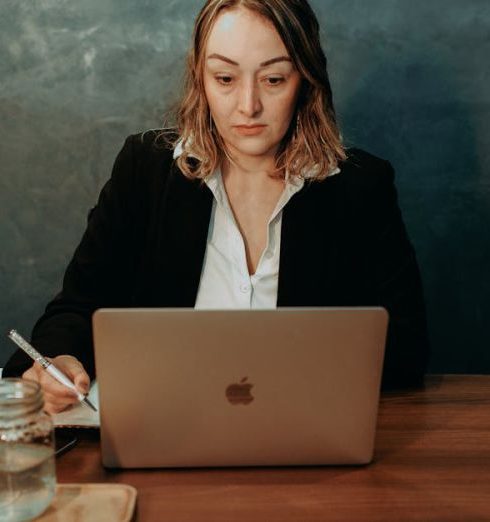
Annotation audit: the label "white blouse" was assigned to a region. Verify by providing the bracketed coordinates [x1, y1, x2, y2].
[173, 140, 340, 310]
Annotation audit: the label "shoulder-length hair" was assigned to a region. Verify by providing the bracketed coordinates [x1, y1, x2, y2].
[160, 0, 346, 181]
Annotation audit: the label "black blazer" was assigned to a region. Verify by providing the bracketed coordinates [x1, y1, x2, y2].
[4, 131, 430, 389]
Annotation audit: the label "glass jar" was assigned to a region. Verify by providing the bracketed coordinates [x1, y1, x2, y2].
[0, 378, 56, 522]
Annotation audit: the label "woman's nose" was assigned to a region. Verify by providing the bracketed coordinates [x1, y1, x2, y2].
[238, 81, 262, 117]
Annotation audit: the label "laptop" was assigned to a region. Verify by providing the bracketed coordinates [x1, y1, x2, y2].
[92, 307, 388, 468]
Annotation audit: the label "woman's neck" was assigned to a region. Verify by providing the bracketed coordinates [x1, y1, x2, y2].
[221, 156, 283, 190]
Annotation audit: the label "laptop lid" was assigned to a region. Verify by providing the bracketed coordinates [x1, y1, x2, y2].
[92, 307, 388, 468]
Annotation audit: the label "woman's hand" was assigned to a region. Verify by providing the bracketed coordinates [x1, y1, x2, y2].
[22, 355, 90, 414]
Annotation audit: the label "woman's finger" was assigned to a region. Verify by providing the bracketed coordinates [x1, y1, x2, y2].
[43, 392, 79, 411]
[43, 400, 73, 414]
[38, 371, 79, 399]
[51, 356, 90, 395]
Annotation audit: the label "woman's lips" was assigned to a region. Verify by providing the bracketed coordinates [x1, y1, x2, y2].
[234, 125, 266, 136]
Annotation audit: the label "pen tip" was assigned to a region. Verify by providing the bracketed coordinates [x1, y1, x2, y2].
[84, 397, 98, 412]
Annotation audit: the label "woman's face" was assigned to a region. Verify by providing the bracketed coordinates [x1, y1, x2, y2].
[203, 7, 302, 164]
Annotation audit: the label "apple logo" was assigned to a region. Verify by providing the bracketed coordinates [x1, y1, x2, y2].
[225, 377, 254, 405]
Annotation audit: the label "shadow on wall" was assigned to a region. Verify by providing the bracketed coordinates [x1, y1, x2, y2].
[339, 55, 490, 374]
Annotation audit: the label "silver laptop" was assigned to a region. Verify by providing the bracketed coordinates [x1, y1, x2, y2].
[92, 307, 388, 468]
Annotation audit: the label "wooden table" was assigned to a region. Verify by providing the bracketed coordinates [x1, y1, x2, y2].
[55, 375, 490, 521]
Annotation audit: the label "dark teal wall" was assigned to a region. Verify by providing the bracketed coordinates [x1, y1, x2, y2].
[1, 1, 489, 372]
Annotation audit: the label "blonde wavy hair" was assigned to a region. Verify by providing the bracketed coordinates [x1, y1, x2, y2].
[159, 0, 346, 181]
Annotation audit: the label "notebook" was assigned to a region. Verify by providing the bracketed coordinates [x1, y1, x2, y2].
[92, 307, 388, 468]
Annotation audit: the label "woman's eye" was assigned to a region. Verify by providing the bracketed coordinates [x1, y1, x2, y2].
[215, 76, 233, 85]
[266, 77, 284, 86]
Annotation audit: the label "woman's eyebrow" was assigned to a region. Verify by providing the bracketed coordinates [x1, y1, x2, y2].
[207, 53, 291, 67]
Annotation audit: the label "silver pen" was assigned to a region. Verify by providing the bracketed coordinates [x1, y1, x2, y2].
[7, 329, 97, 412]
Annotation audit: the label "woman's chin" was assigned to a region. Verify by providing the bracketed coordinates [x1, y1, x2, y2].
[225, 138, 279, 159]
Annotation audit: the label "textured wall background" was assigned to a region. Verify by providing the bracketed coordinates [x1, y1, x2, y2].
[1, 0, 489, 372]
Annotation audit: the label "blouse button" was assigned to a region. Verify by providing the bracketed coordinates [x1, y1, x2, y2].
[240, 283, 250, 293]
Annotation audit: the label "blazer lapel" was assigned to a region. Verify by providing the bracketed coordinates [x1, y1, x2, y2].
[152, 163, 213, 306]
[277, 177, 342, 306]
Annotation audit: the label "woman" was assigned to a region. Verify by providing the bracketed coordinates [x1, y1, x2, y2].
[4, 0, 429, 412]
